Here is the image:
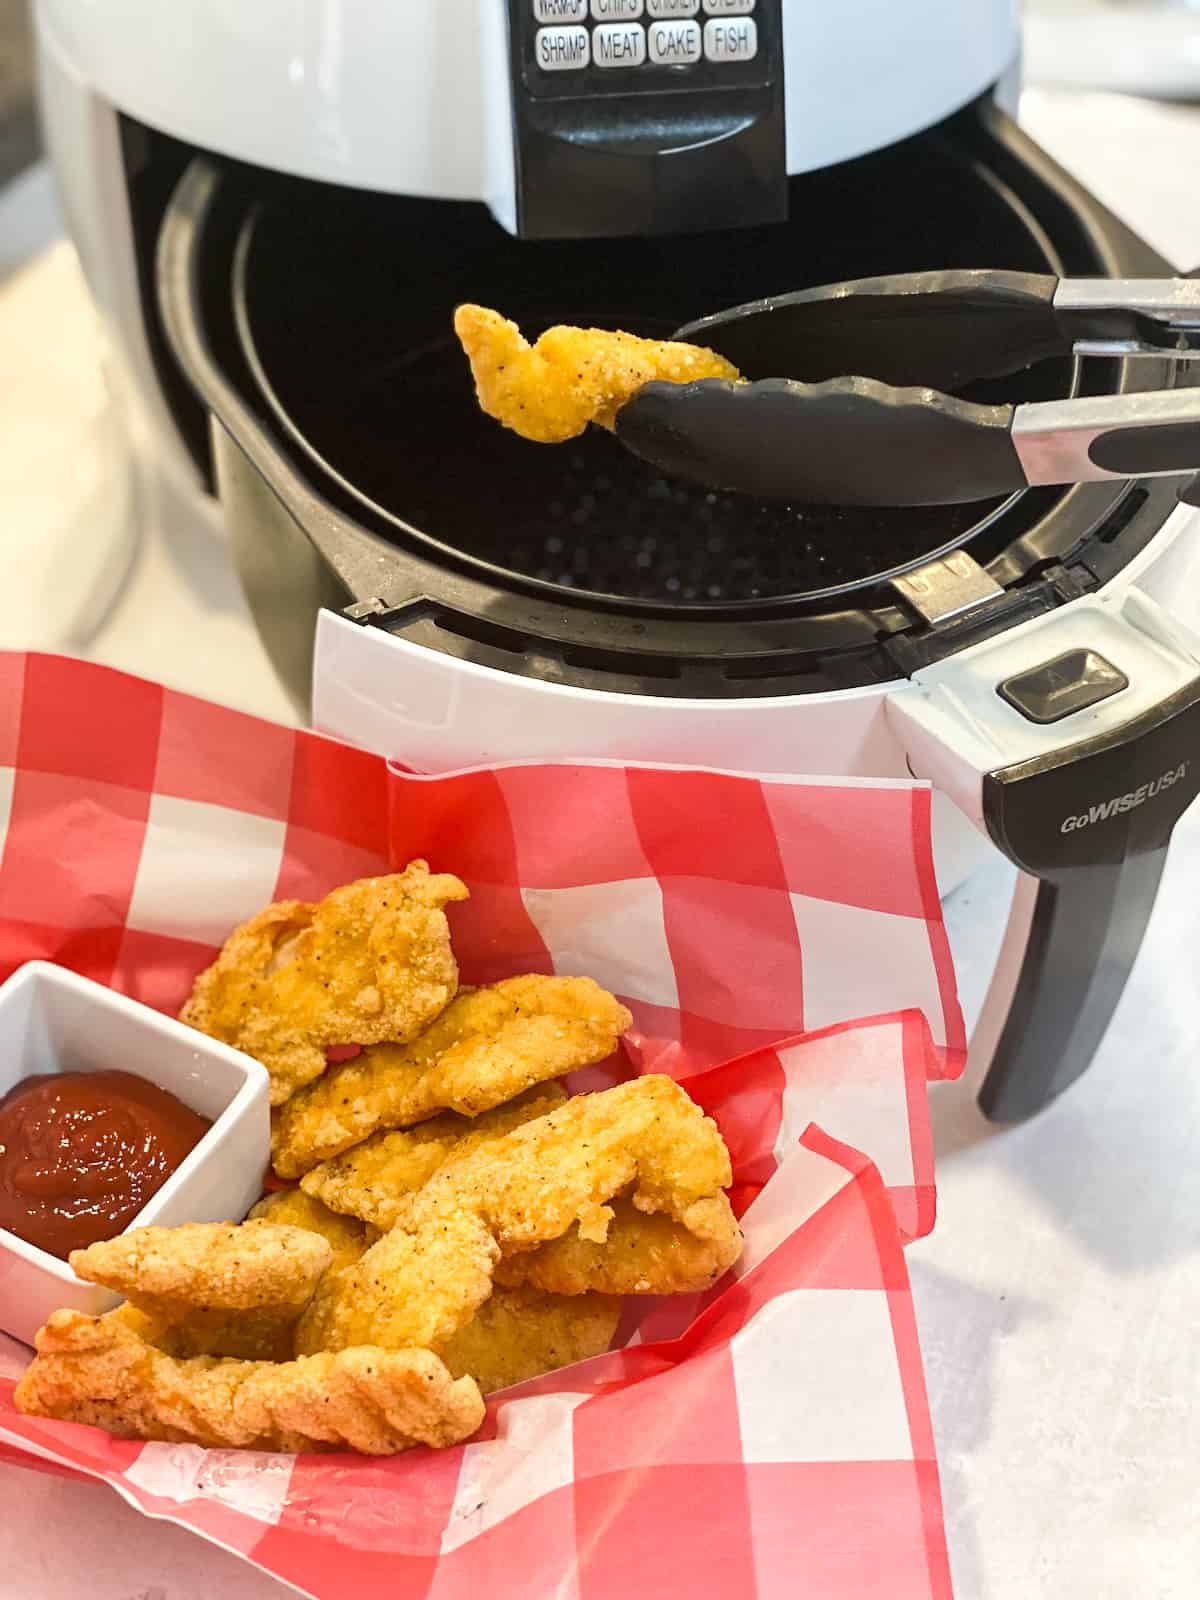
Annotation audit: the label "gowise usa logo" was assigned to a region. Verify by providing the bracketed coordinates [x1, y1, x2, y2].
[1059, 762, 1190, 834]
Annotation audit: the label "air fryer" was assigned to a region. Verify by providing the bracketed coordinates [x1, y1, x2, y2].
[155, 98, 1200, 1126]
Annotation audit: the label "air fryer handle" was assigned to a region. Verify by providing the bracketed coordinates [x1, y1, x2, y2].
[977, 851, 1167, 1121]
[977, 681, 1200, 1122]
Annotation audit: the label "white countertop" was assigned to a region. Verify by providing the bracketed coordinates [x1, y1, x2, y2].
[2, 85, 1199, 1600]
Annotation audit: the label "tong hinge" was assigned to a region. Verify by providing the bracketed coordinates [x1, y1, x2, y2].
[1056, 278, 1200, 358]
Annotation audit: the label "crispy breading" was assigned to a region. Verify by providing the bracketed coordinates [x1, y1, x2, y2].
[495, 1194, 742, 1297]
[180, 865, 469, 1105]
[70, 1221, 335, 1363]
[71, 1222, 333, 1313]
[436, 1286, 620, 1395]
[15, 1310, 484, 1455]
[304, 1078, 732, 1356]
[454, 304, 742, 444]
[401, 1075, 734, 1250]
[272, 976, 631, 1178]
[248, 1188, 376, 1272]
[293, 1210, 500, 1357]
[299, 1084, 568, 1229]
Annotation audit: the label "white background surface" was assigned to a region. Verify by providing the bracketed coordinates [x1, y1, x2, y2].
[1, 84, 1198, 1600]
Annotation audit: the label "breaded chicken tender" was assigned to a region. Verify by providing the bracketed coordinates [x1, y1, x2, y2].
[454, 304, 742, 444]
[495, 1194, 742, 1297]
[70, 1222, 333, 1313]
[294, 1210, 500, 1358]
[272, 976, 631, 1178]
[304, 1078, 734, 1355]
[403, 1075, 734, 1250]
[249, 1188, 377, 1272]
[15, 1310, 484, 1455]
[300, 1084, 568, 1230]
[437, 1286, 620, 1395]
[180, 865, 469, 1106]
[70, 1221, 335, 1363]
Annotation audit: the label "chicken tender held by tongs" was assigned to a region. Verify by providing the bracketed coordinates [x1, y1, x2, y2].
[454, 304, 743, 444]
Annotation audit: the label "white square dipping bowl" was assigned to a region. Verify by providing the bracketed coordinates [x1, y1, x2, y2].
[0, 961, 270, 1347]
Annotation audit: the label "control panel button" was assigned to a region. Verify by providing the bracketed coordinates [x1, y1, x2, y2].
[648, 0, 699, 14]
[702, 0, 755, 13]
[593, 22, 647, 65]
[533, 0, 588, 21]
[703, 15, 756, 59]
[648, 18, 701, 62]
[998, 650, 1130, 726]
[591, 0, 644, 18]
[535, 25, 591, 69]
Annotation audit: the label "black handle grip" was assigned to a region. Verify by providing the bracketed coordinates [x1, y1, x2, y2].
[1090, 420, 1200, 478]
[978, 680, 1200, 1121]
[978, 851, 1166, 1121]
[616, 375, 1024, 505]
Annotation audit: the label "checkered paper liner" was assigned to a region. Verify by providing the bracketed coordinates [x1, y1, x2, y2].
[0, 654, 963, 1598]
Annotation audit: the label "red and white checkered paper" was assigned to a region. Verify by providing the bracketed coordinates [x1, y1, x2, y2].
[0, 654, 963, 1599]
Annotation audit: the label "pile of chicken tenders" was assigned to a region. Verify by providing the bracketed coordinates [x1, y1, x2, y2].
[16, 864, 741, 1456]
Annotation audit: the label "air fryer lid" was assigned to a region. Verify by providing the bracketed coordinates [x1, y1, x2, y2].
[232, 128, 1080, 607]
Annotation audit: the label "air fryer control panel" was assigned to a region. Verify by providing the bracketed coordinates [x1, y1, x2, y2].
[504, 0, 787, 238]
[524, 1, 770, 98]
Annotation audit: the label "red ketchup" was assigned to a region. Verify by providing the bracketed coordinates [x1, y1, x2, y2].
[0, 1070, 211, 1259]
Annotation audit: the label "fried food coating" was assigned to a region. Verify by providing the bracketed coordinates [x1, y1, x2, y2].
[294, 1210, 500, 1357]
[272, 975, 631, 1178]
[437, 1286, 620, 1395]
[303, 1077, 732, 1356]
[71, 1222, 333, 1314]
[70, 1221, 335, 1363]
[180, 865, 469, 1106]
[15, 1309, 484, 1455]
[248, 1188, 377, 1272]
[300, 1084, 568, 1230]
[495, 1194, 742, 1297]
[454, 304, 742, 444]
[401, 1075, 734, 1251]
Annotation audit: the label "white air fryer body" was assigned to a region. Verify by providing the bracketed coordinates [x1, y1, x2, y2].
[311, 505, 1200, 876]
[36, 1, 1021, 202]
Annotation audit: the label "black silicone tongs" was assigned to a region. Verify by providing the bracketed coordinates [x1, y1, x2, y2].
[614, 270, 1200, 506]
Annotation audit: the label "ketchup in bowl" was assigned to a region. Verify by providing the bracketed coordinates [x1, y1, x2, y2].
[0, 1070, 211, 1258]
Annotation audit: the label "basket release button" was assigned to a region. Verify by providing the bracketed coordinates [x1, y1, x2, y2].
[999, 649, 1129, 725]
